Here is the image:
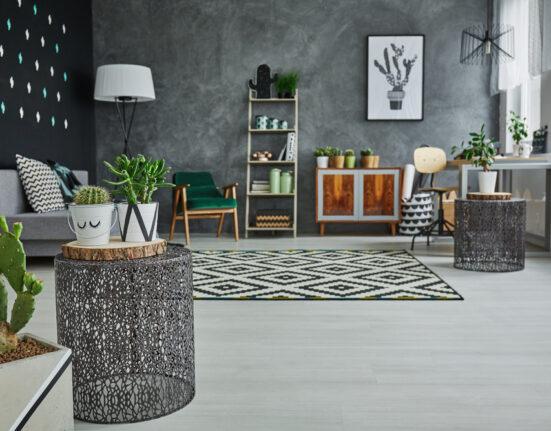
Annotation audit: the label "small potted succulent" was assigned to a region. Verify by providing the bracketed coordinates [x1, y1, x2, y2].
[361, 148, 379, 168]
[104, 154, 174, 242]
[276, 72, 299, 98]
[507, 110, 528, 157]
[452, 123, 498, 194]
[314, 147, 329, 168]
[344, 149, 356, 168]
[331, 148, 345, 169]
[68, 186, 115, 246]
[0, 217, 73, 429]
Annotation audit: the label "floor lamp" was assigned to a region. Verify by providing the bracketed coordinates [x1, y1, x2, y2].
[94, 64, 156, 156]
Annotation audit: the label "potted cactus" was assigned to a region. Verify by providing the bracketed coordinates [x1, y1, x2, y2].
[104, 154, 174, 242]
[344, 149, 356, 168]
[452, 123, 498, 193]
[0, 217, 73, 430]
[330, 148, 345, 169]
[374, 43, 417, 110]
[68, 186, 115, 246]
[361, 148, 379, 168]
[314, 147, 329, 168]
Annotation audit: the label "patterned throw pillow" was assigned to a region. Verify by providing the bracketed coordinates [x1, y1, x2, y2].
[16, 154, 66, 213]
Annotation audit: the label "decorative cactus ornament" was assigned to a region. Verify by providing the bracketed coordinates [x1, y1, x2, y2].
[73, 186, 111, 205]
[0, 216, 43, 353]
[248, 64, 277, 99]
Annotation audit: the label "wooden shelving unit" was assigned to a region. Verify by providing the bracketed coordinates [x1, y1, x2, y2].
[245, 90, 298, 237]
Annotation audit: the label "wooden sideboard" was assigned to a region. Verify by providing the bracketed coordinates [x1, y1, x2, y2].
[315, 168, 402, 235]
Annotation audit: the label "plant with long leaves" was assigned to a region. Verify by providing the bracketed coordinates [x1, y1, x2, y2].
[103, 154, 174, 204]
[452, 124, 497, 172]
[507, 110, 528, 143]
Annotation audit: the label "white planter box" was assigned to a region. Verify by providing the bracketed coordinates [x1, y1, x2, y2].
[0, 334, 73, 431]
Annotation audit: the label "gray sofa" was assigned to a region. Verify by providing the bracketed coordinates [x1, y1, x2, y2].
[1, 169, 89, 256]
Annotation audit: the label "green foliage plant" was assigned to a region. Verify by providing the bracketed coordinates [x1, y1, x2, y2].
[452, 124, 497, 172]
[276, 72, 300, 94]
[314, 147, 328, 157]
[361, 148, 374, 156]
[0, 217, 43, 353]
[507, 110, 528, 143]
[73, 186, 111, 205]
[103, 154, 174, 205]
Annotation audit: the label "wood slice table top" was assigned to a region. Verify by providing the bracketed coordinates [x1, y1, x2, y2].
[466, 192, 512, 200]
[61, 237, 167, 261]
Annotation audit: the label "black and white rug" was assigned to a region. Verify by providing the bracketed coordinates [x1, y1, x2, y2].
[192, 250, 463, 300]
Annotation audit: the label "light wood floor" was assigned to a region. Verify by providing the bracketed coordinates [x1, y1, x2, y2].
[19, 234, 551, 431]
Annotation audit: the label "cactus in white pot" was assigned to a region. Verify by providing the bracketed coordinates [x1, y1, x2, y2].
[69, 186, 115, 246]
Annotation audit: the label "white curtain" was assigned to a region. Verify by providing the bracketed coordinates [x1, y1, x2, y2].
[490, 0, 550, 95]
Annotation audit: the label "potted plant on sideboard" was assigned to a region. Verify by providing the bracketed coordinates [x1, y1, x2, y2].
[508, 110, 528, 157]
[104, 154, 174, 242]
[361, 148, 379, 168]
[452, 123, 497, 194]
[0, 217, 73, 430]
[331, 148, 345, 169]
[314, 147, 330, 168]
[68, 186, 116, 246]
[344, 149, 356, 168]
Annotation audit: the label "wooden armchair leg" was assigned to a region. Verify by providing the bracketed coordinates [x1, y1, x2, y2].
[184, 212, 190, 246]
[217, 214, 225, 237]
[232, 208, 239, 241]
[169, 215, 177, 241]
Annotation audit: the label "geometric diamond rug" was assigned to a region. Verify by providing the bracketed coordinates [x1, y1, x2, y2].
[192, 250, 463, 300]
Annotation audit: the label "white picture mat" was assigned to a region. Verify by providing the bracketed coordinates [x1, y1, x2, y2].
[367, 35, 424, 120]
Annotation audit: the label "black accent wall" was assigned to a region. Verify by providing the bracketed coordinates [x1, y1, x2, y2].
[0, 0, 95, 180]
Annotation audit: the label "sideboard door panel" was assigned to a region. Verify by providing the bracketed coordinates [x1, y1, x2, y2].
[317, 169, 358, 221]
[358, 169, 400, 221]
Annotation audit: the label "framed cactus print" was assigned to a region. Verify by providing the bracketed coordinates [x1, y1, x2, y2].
[366, 35, 424, 121]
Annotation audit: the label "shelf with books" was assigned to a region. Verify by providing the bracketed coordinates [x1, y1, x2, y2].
[245, 89, 298, 238]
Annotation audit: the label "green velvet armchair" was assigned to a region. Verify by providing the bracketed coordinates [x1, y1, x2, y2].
[169, 172, 239, 245]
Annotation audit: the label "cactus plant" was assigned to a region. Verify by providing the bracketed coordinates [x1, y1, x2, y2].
[374, 43, 417, 92]
[344, 149, 355, 157]
[73, 186, 111, 205]
[0, 217, 43, 353]
[248, 64, 277, 99]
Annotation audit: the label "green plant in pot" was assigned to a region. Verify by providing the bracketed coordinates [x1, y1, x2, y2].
[68, 186, 115, 246]
[276, 72, 299, 98]
[508, 110, 528, 157]
[360, 148, 379, 168]
[344, 149, 356, 168]
[332, 148, 345, 169]
[314, 147, 330, 168]
[452, 123, 497, 194]
[104, 154, 174, 242]
[0, 217, 43, 353]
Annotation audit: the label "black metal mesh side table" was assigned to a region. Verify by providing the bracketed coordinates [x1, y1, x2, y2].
[454, 198, 526, 272]
[54, 244, 195, 424]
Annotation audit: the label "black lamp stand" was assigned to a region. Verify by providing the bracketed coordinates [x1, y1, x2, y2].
[114, 96, 138, 156]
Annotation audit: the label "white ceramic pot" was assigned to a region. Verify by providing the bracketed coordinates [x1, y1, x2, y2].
[117, 202, 159, 242]
[316, 156, 329, 168]
[520, 140, 533, 158]
[68, 203, 116, 246]
[0, 334, 73, 431]
[478, 171, 497, 194]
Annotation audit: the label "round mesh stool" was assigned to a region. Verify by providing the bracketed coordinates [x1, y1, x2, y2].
[454, 198, 526, 272]
[54, 244, 195, 423]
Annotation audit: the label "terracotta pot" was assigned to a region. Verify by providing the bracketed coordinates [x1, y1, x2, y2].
[363, 155, 380, 168]
[371, 155, 380, 168]
[334, 156, 345, 169]
[361, 156, 370, 168]
[328, 156, 335, 168]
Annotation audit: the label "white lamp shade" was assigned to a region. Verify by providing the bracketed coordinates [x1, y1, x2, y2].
[94, 64, 155, 102]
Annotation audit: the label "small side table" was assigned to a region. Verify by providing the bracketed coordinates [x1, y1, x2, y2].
[55, 244, 195, 423]
[454, 198, 526, 272]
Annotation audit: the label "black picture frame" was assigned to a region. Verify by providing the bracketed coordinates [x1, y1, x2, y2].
[366, 34, 425, 121]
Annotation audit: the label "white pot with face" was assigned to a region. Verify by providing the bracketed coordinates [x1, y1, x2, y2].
[68, 203, 116, 246]
[478, 171, 497, 194]
[117, 202, 159, 242]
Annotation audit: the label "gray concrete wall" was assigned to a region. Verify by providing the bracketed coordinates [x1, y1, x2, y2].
[92, 0, 498, 234]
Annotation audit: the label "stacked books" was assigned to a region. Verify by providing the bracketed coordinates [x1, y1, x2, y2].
[251, 180, 270, 193]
